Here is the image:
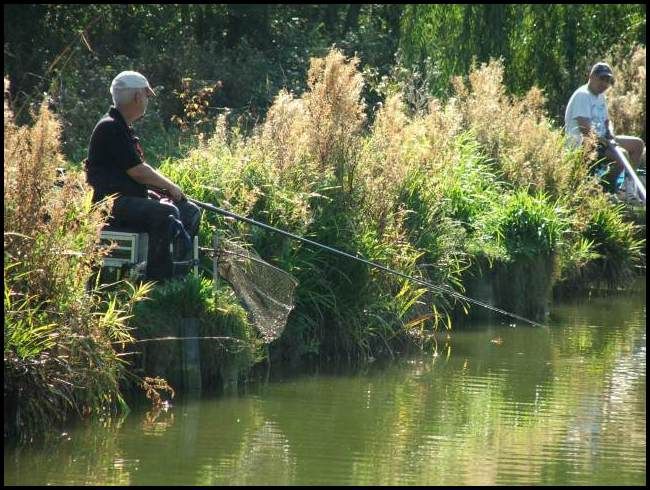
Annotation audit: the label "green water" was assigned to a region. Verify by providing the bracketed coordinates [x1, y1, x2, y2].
[4, 288, 646, 486]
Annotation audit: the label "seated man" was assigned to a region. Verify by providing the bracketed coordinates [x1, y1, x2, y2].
[564, 61, 645, 195]
[85, 71, 200, 281]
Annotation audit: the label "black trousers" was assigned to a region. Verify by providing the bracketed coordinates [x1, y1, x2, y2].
[111, 196, 201, 280]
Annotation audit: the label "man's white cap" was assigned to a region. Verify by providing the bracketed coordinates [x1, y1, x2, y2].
[110, 71, 156, 96]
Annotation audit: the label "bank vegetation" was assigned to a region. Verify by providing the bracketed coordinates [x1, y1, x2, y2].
[4, 45, 646, 443]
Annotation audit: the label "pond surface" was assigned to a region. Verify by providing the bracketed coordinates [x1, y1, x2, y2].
[4, 287, 646, 486]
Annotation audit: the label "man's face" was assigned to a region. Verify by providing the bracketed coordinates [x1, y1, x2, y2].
[590, 74, 613, 95]
[129, 88, 152, 121]
[139, 89, 151, 116]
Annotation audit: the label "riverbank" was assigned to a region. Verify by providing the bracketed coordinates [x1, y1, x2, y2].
[4, 49, 646, 444]
[151, 49, 644, 366]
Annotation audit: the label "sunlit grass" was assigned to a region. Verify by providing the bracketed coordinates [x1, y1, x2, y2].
[158, 48, 644, 360]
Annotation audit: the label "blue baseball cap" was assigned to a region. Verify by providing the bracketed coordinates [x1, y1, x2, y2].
[590, 62, 614, 84]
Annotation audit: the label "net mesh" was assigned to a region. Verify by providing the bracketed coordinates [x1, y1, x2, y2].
[215, 238, 299, 343]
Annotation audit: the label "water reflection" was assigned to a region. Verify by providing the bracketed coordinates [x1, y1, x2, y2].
[4, 289, 645, 486]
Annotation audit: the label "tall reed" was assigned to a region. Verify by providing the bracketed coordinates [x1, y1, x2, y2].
[607, 45, 646, 141]
[4, 78, 150, 443]
[161, 48, 643, 359]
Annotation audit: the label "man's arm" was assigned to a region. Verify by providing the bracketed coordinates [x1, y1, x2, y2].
[576, 116, 615, 146]
[126, 163, 184, 201]
[575, 117, 592, 137]
[605, 119, 615, 140]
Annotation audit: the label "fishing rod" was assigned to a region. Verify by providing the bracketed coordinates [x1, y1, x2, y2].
[609, 142, 646, 203]
[172, 193, 547, 328]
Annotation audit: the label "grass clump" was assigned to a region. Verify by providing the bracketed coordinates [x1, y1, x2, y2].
[562, 196, 644, 289]
[493, 191, 567, 259]
[488, 191, 568, 319]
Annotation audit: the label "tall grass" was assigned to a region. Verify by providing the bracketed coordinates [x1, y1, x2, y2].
[4, 77, 151, 443]
[451, 59, 592, 198]
[158, 48, 644, 360]
[607, 45, 646, 141]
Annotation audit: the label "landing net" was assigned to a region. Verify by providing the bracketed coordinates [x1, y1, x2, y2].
[214, 238, 299, 343]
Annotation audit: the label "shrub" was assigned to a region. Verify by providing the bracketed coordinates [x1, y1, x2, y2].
[451, 59, 587, 197]
[607, 45, 646, 141]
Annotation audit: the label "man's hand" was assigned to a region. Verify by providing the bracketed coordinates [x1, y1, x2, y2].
[167, 183, 184, 202]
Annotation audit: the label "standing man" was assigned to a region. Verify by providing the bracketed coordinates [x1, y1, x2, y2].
[564, 62, 645, 194]
[85, 71, 201, 281]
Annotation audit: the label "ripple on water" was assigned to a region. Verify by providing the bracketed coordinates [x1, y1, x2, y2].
[3, 292, 646, 486]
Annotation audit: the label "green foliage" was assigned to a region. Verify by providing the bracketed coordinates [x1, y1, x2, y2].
[131, 275, 255, 349]
[439, 136, 504, 248]
[493, 191, 568, 259]
[130, 275, 260, 393]
[580, 200, 645, 287]
[133, 276, 211, 325]
[480, 192, 563, 320]
[396, 168, 468, 292]
[399, 4, 646, 119]
[3, 267, 58, 359]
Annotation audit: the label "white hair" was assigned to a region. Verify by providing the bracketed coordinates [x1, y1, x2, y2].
[111, 86, 146, 107]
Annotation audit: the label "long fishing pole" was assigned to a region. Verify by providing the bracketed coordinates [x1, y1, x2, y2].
[180, 194, 547, 328]
[609, 142, 646, 202]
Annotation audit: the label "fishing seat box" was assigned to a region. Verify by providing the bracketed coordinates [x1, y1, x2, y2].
[99, 226, 149, 280]
[99, 226, 199, 281]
